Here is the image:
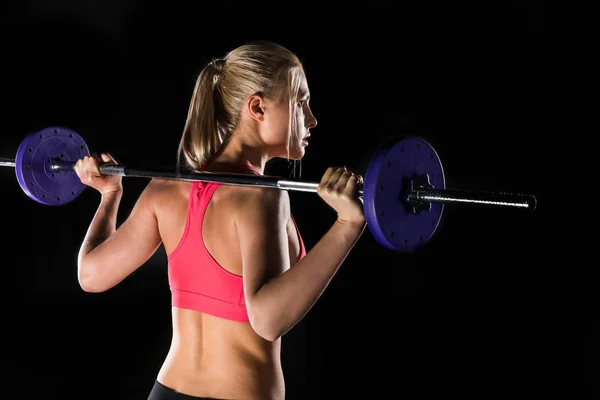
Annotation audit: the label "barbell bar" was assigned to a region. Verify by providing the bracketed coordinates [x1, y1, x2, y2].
[2, 126, 537, 251]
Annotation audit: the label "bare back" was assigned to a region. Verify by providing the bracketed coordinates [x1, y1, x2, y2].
[149, 177, 301, 399]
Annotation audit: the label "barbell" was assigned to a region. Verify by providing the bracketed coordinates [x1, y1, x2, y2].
[1, 126, 537, 251]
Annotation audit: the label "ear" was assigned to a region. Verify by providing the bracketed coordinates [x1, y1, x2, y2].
[247, 94, 266, 122]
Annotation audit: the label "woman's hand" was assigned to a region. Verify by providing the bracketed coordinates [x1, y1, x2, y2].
[74, 153, 123, 195]
[317, 166, 365, 226]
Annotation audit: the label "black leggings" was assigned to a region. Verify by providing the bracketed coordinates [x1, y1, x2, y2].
[147, 381, 220, 400]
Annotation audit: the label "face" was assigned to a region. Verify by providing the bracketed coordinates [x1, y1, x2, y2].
[258, 72, 318, 160]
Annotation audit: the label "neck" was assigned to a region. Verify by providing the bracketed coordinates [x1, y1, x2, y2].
[207, 133, 269, 175]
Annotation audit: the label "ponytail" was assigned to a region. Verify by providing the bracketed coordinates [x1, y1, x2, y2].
[177, 60, 224, 172]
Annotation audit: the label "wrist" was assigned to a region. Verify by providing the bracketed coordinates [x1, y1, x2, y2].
[335, 217, 366, 231]
[100, 186, 123, 199]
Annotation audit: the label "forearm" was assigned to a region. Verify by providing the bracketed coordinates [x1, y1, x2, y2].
[256, 219, 366, 339]
[77, 189, 123, 278]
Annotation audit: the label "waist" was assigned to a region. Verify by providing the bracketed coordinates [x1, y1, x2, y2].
[159, 308, 283, 399]
[169, 306, 281, 365]
[160, 344, 282, 378]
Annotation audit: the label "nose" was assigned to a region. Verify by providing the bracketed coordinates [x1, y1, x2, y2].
[306, 109, 317, 129]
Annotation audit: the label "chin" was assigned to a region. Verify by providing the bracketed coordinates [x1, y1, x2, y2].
[290, 147, 305, 160]
[276, 145, 305, 160]
[284, 153, 304, 161]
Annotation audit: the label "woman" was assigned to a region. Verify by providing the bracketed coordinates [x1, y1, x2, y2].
[74, 40, 366, 400]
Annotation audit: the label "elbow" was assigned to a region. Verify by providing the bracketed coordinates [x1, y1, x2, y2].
[78, 260, 109, 293]
[251, 321, 281, 343]
[79, 279, 106, 293]
[247, 308, 283, 342]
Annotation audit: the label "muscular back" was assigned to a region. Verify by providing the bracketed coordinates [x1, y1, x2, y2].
[147, 177, 300, 399]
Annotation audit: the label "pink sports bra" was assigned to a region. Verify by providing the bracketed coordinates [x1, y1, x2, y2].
[167, 163, 306, 322]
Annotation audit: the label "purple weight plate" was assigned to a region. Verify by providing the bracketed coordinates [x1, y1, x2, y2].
[363, 136, 445, 251]
[15, 126, 90, 205]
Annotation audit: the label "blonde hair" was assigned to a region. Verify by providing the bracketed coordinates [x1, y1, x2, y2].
[177, 41, 305, 173]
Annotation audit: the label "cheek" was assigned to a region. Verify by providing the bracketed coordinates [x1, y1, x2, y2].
[262, 113, 291, 143]
[290, 110, 303, 136]
[275, 110, 294, 135]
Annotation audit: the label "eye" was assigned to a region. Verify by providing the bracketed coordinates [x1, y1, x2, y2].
[297, 100, 306, 107]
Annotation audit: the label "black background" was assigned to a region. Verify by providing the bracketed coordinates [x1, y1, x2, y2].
[0, 1, 594, 399]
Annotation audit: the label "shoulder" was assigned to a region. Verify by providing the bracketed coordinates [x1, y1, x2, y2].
[139, 178, 190, 208]
[228, 186, 290, 226]
[141, 178, 180, 197]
